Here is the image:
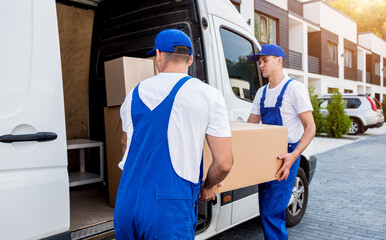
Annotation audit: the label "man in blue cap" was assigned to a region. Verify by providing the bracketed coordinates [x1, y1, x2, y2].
[248, 44, 316, 239]
[115, 29, 233, 239]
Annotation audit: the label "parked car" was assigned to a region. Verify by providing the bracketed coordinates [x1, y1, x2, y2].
[318, 94, 384, 135]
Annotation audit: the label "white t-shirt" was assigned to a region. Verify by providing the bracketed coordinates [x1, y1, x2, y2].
[251, 77, 313, 143]
[119, 72, 231, 183]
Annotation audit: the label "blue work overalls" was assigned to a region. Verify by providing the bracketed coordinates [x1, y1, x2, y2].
[114, 76, 203, 240]
[259, 79, 300, 240]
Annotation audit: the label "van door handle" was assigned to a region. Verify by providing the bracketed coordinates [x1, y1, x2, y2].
[0, 132, 57, 143]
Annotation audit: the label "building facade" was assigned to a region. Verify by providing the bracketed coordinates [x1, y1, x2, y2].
[231, 0, 386, 102]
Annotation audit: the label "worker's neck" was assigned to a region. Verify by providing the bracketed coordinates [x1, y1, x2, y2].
[268, 72, 285, 88]
[161, 63, 188, 74]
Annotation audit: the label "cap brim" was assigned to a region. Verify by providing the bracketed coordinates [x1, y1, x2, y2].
[250, 54, 262, 61]
[147, 49, 156, 56]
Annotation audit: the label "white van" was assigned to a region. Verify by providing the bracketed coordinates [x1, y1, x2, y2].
[0, 0, 317, 239]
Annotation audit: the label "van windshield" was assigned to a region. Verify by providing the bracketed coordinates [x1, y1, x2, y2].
[220, 28, 261, 101]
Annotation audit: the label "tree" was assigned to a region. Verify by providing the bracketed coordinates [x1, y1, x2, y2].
[324, 89, 352, 138]
[308, 86, 324, 135]
[382, 97, 386, 120]
[326, 0, 386, 40]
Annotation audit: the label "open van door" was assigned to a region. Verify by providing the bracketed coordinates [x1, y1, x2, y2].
[0, 1, 69, 239]
[205, 13, 263, 232]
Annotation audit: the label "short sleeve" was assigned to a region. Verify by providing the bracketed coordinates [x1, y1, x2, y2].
[206, 90, 231, 137]
[120, 90, 134, 132]
[290, 82, 313, 114]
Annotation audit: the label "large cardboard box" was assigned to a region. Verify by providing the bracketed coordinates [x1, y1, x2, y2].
[104, 106, 123, 207]
[203, 122, 288, 193]
[105, 119, 288, 205]
[104, 57, 155, 107]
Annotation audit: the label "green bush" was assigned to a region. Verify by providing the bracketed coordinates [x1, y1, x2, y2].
[324, 89, 352, 138]
[382, 97, 386, 120]
[308, 86, 324, 134]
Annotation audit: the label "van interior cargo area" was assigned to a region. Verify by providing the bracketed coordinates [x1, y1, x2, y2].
[57, 0, 210, 237]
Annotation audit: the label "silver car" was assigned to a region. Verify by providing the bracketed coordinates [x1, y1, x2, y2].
[318, 94, 384, 135]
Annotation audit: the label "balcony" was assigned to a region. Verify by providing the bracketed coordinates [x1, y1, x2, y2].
[289, 50, 302, 70]
[308, 56, 320, 74]
[357, 70, 362, 82]
[366, 72, 370, 83]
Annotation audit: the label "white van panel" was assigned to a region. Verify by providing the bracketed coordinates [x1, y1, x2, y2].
[0, 0, 69, 239]
[231, 194, 259, 224]
[0, 0, 32, 117]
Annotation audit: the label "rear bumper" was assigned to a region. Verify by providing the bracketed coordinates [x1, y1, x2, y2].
[366, 121, 384, 129]
[308, 155, 317, 185]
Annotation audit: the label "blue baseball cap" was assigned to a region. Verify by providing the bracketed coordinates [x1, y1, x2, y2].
[147, 29, 193, 56]
[250, 44, 285, 61]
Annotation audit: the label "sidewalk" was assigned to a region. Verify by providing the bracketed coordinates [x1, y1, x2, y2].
[313, 124, 386, 155]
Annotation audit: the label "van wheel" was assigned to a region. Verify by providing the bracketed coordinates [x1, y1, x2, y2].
[348, 118, 361, 135]
[286, 167, 308, 227]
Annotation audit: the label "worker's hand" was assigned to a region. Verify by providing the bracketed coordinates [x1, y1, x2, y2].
[199, 182, 223, 202]
[276, 152, 298, 181]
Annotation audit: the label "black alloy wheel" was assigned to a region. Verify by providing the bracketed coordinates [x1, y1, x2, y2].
[286, 167, 308, 227]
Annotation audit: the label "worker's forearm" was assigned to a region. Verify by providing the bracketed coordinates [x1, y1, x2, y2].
[292, 125, 316, 158]
[203, 159, 232, 190]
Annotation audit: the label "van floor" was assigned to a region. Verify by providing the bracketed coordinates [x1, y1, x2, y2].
[70, 183, 114, 231]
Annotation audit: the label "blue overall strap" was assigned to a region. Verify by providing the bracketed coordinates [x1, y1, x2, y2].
[166, 76, 192, 102]
[260, 84, 269, 109]
[131, 84, 151, 128]
[275, 78, 294, 107]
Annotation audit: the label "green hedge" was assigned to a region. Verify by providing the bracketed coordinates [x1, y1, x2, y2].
[308, 87, 324, 134]
[324, 89, 352, 138]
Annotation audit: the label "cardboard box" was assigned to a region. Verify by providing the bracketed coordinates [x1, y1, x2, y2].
[104, 57, 155, 107]
[203, 122, 288, 193]
[104, 106, 123, 207]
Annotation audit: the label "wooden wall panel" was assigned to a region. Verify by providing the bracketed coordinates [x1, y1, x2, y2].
[344, 38, 357, 81]
[255, 0, 289, 68]
[56, 3, 94, 139]
[321, 28, 339, 78]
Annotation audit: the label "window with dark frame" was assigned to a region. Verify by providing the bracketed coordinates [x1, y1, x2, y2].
[327, 42, 338, 64]
[375, 61, 380, 76]
[219, 28, 260, 102]
[254, 12, 277, 44]
[344, 48, 352, 68]
[327, 87, 338, 93]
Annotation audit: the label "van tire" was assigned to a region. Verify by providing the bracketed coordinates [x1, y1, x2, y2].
[286, 167, 308, 227]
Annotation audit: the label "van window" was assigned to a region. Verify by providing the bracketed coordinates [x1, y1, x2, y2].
[219, 28, 260, 101]
[0, 2, 32, 116]
[345, 98, 361, 109]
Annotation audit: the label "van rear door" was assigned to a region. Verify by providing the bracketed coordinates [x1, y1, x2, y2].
[0, 1, 69, 239]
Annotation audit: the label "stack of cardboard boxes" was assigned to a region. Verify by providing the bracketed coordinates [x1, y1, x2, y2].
[104, 57, 155, 207]
[103, 57, 288, 206]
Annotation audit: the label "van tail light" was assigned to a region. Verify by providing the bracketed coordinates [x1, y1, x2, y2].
[374, 98, 382, 109]
[366, 97, 377, 112]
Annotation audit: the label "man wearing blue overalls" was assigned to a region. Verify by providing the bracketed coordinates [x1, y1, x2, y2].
[115, 29, 234, 239]
[248, 44, 316, 240]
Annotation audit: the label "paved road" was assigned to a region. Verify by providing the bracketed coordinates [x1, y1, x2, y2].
[209, 133, 386, 240]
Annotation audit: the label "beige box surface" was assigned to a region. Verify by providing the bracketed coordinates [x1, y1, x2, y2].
[104, 57, 155, 107]
[104, 106, 123, 207]
[203, 122, 288, 193]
